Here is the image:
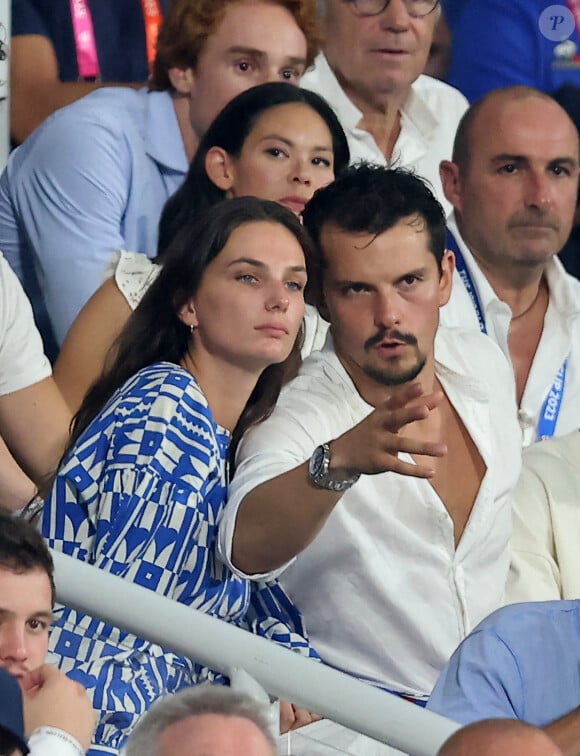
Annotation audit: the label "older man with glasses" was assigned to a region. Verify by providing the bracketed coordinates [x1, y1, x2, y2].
[301, 0, 467, 215]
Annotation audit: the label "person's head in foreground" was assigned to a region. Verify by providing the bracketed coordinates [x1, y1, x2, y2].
[302, 162, 452, 397]
[125, 685, 275, 756]
[71, 197, 313, 453]
[0, 668, 29, 756]
[0, 510, 54, 679]
[158, 80, 350, 252]
[438, 719, 562, 756]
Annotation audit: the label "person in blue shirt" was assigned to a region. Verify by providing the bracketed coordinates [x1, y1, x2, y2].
[0, 0, 318, 358]
[10, 0, 171, 144]
[448, 0, 580, 103]
[428, 601, 580, 755]
[43, 196, 318, 755]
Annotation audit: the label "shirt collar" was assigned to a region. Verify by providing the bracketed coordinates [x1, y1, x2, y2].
[309, 53, 363, 131]
[447, 212, 502, 314]
[449, 212, 580, 320]
[397, 76, 440, 158]
[144, 89, 189, 174]
[308, 54, 440, 143]
[319, 324, 488, 407]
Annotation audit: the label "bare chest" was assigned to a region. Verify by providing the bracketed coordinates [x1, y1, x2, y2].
[412, 396, 486, 547]
[509, 312, 545, 406]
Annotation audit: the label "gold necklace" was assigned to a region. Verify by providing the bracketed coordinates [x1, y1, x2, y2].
[511, 282, 545, 321]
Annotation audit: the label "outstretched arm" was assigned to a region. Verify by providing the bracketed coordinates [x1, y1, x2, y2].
[228, 384, 446, 575]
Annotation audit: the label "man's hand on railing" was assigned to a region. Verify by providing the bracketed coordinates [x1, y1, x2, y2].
[280, 700, 321, 733]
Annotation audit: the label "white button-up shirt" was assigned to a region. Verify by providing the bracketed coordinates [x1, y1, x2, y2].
[440, 214, 580, 447]
[301, 54, 468, 217]
[219, 327, 521, 698]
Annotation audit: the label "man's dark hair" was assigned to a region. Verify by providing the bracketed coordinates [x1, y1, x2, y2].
[0, 510, 55, 605]
[302, 163, 446, 302]
[0, 728, 23, 755]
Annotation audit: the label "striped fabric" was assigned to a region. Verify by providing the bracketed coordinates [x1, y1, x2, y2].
[43, 363, 315, 755]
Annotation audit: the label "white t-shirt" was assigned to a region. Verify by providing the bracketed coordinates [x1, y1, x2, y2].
[301, 54, 468, 216]
[440, 214, 580, 447]
[219, 327, 522, 698]
[0, 252, 51, 396]
[109, 250, 330, 357]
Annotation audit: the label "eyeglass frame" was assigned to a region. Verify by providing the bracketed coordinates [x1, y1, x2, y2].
[344, 0, 440, 18]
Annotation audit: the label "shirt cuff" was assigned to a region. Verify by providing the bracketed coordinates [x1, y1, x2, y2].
[29, 726, 86, 756]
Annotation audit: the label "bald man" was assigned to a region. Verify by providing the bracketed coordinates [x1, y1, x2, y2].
[438, 720, 562, 756]
[439, 86, 580, 446]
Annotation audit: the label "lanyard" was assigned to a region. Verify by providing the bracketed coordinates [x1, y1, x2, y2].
[445, 230, 567, 440]
[446, 230, 487, 334]
[140, 0, 164, 72]
[69, 0, 163, 81]
[537, 359, 568, 440]
[69, 0, 99, 80]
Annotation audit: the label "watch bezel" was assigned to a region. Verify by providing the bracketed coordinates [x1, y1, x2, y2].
[308, 443, 360, 492]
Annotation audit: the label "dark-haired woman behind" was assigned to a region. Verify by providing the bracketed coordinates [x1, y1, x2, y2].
[43, 198, 317, 755]
[54, 81, 349, 413]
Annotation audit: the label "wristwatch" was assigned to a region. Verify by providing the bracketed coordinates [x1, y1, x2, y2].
[308, 442, 360, 492]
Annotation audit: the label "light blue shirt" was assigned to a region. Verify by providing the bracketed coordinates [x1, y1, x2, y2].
[427, 601, 580, 726]
[0, 87, 188, 350]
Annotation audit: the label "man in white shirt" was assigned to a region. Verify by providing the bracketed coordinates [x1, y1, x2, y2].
[301, 0, 468, 215]
[439, 86, 580, 446]
[218, 164, 521, 701]
[0, 511, 95, 755]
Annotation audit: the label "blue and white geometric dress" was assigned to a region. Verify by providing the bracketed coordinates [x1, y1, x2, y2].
[43, 363, 315, 755]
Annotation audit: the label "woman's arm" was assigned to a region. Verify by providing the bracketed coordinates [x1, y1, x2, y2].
[53, 278, 132, 413]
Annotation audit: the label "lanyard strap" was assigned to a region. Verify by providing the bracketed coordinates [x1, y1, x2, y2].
[69, 0, 99, 80]
[140, 0, 163, 72]
[566, 0, 580, 35]
[445, 231, 567, 440]
[445, 230, 487, 334]
[70, 0, 163, 80]
[537, 358, 568, 440]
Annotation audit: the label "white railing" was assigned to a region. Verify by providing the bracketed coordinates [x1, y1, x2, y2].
[51, 550, 459, 756]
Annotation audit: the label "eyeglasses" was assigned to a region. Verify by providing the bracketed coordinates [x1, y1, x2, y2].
[345, 0, 440, 18]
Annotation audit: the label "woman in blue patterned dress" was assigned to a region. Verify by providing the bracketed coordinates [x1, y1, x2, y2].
[43, 197, 316, 754]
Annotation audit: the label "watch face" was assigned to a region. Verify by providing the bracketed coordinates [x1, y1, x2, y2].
[309, 445, 326, 477]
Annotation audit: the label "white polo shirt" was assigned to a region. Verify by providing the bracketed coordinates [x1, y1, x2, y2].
[0, 251, 51, 396]
[440, 214, 580, 446]
[301, 54, 468, 216]
[219, 327, 521, 698]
